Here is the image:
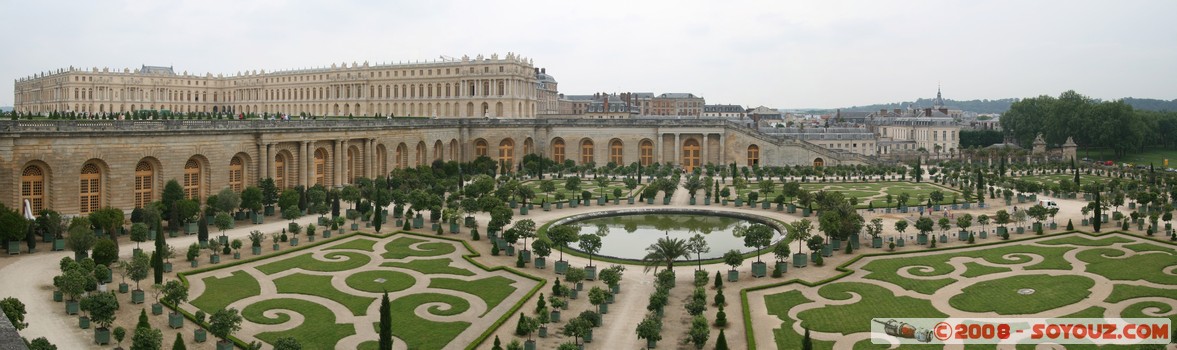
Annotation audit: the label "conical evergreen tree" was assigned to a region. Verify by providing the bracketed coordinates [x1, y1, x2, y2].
[379, 292, 392, 350]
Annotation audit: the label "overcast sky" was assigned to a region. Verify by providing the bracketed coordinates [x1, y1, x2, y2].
[3, 0, 1175, 109]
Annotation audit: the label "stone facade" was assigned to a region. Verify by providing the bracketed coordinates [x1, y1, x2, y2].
[0, 119, 862, 216]
[14, 53, 538, 118]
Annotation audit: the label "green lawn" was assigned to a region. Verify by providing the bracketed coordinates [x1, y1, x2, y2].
[256, 251, 372, 275]
[949, 274, 1094, 314]
[795, 282, 948, 335]
[1038, 235, 1133, 246]
[1081, 147, 1177, 167]
[521, 178, 641, 203]
[344, 270, 417, 293]
[762, 232, 1177, 350]
[766, 290, 836, 350]
[274, 273, 376, 315]
[430, 276, 518, 316]
[382, 237, 456, 259]
[1015, 173, 1114, 187]
[325, 238, 379, 252]
[242, 298, 356, 350]
[1077, 246, 1177, 285]
[388, 293, 472, 350]
[861, 244, 1074, 294]
[380, 258, 475, 276]
[189, 271, 260, 311]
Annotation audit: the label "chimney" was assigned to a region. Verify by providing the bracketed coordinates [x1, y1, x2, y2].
[924, 108, 933, 117]
[541, 68, 546, 73]
[534, 68, 539, 74]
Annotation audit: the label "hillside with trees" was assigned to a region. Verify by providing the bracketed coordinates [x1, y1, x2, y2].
[999, 91, 1177, 158]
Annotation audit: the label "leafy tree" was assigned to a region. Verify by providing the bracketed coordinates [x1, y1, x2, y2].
[938, 217, 951, 234]
[130, 325, 162, 350]
[240, 186, 263, 215]
[635, 312, 662, 345]
[114, 326, 127, 349]
[0, 297, 27, 330]
[161, 280, 188, 312]
[128, 253, 149, 290]
[957, 214, 974, 232]
[209, 308, 243, 344]
[213, 187, 241, 215]
[915, 217, 934, 239]
[577, 234, 602, 267]
[0, 203, 30, 247]
[787, 219, 813, 252]
[739, 224, 773, 263]
[82, 291, 119, 330]
[722, 249, 744, 272]
[689, 315, 710, 349]
[686, 234, 710, 270]
[279, 189, 302, 222]
[92, 238, 120, 266]
[259, 178, 279, 209]
[27, 337, 57, 350]
[773, 240, 791, 263]
[273, 337, 302, 350]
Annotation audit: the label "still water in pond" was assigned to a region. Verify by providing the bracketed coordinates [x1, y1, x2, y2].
[571, 213, 778, 260]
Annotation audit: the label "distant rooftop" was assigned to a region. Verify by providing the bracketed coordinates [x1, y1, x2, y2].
[140, 65, 176, 75]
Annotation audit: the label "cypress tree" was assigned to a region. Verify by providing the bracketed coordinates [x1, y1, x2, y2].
[379, 292, 392, 350]
[715, 329, 729, 350]
[153, 220, 166, 284]
[331, 191, 341, 218]
[197, 214, 209, 244]
[1073, 158, 1080, 187]
[802, 327, 813, 350]
[373, 211, 383, 233]
[171, 333, 186, 350]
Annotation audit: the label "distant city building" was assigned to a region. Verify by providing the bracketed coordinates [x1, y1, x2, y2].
[747, 106, 781, 125]
[650, 93, 704, 117]
[535, 67, 559, 115]
[703, 104, 745, 119]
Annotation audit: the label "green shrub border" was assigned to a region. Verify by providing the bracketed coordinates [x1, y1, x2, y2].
[738, 229, 1177, 349]
[174, 229, 545, 350]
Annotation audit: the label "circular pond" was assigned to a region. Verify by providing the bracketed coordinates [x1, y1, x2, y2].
[564, 210, 782, 260]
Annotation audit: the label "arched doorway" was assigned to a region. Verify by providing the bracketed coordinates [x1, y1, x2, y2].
[474, 139, 489, 158]
[21, 165, 46, 214]
[80, 163, 102, 214]
[580, 139, 594, 165]
[551, 138, 566, 164]
[229, 156, 245, 192]
[499, 138, 515, 170]
[134, 160, 155, 208]
[183, 159, 202, 200]
[747, 145, 760, 167]
[609, 139, 624, 166]
[813, 158, 825, 167]
[314, 148, 329, 186]
[682, 139, 700, 172]
[640, 139, 654, 166]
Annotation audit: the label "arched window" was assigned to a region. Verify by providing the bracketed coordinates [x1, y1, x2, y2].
[21, 165, 45, 214]
[275, 153, 287, 189]
[314, 148, 328, 186]
[475, 139, 489, 158]
[416, 142, 427, 166]
[376, 145, 388, 176]
[523, 138, 534, 156]
[552, 138, 566, 163]
[396, 143, 408, 169]
[433, 141, 444, 161]
[747, 145, 760, 167]
[183, 159, 202, 200]
[580, 139, 594, 165]
[347, 146, 359, 183]
[682, 139, 700, 172]
[80, 163, 102, 214]
[609, 139, 624, 165]
[499, 139, 515, 169]
[134, 161, 154, 208]
[229, 156, 244, 192]
[640, 139, 654, 166]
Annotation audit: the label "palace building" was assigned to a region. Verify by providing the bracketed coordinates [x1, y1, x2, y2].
[7, 54, 962, 216]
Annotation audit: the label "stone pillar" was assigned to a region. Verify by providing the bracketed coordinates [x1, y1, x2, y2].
[265, 143, 273, 180]
[674, 133, 680, 167]
[369, 138, 378, 179]
[299, 141, 308, 187]
[718, 134, 725, 165]
[335, 139, 345, 187]
[702, 134, 709, 167]
[655, 133, 663, 164]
